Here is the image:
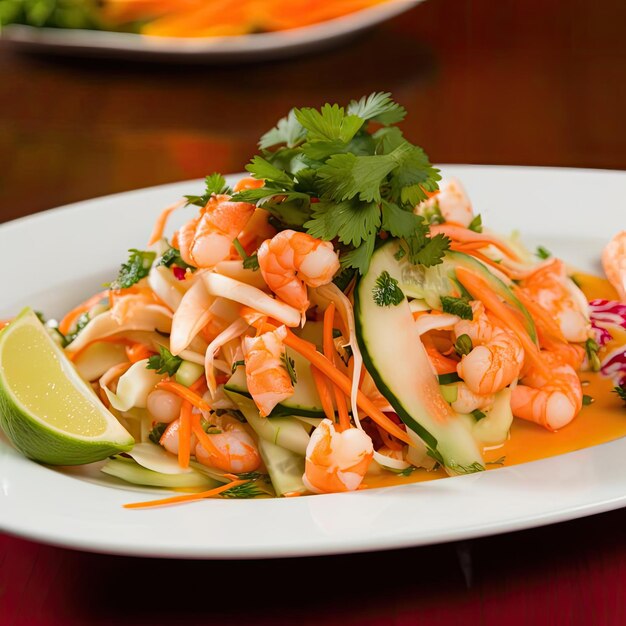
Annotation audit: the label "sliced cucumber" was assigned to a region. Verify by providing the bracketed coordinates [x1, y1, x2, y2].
[397, 249, 537, 342]
[257, 438, 306, 497]
[225, 345, 324, 418]
[101, 456, 220, 489]
[227, 392, 310, 455]
[355, 241, 484, 473]
[175, 360, 204, 387]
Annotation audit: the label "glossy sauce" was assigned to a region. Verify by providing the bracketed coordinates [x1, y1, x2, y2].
[364, 272, 626, 491]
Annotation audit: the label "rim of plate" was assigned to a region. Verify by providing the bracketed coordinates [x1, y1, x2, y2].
[0, 165, 625, 559]
[0, 0, 424, 58]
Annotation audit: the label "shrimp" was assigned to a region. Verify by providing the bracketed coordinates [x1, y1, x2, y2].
[602, 231, 626, 302]
[257, 230, 340, 315]
[511, 352, 583, 430]
[417, 178, 474, 227]
[176, 194, 255, 269]
[450, 382, 495, 414]
[519, 258, 590, 342]
[195, 415, 261, 474]
[303, 419, 374, 494]
[160, 417, 198, 456]
[236, 208, 276, 255]
[454, 301, 524, 395]
[242, 325, 294, 417]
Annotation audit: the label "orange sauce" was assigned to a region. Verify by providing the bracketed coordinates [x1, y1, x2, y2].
[364, 272, 626, 490]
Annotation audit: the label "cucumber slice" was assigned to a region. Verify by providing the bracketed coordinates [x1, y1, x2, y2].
[397, 249, 537, 342]
[175, 360, 204, 387]
[225, 346, 324, 418]
[257, 438, 306, 497]
[355, 241, 484, 473]
[101, 456, 220, 489]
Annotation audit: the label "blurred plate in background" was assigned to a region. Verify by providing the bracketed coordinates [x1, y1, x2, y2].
[0, 0, 424, 62]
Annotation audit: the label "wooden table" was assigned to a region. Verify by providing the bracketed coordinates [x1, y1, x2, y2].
[1, 0, 626, 623]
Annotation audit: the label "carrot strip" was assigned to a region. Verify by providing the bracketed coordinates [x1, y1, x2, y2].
[147, 199, 185, 246]
[125, 343, 154, 363]
[431, 224, 521, 262]
[178, 401, 192, 469]
[58, 289, 110, 335]
[274, 327, 412, 445]
[189, 375, 208, 394]
[157, 380, 211, 411]
[377, 426, 404, 451]
[123, 480, 248, 509]
[233, 177, 264, 192]
[455, 267, 548, 376]
[190, 412, 223, 457]
[323, 303, 351, 432]
[311, 366, 335, 422]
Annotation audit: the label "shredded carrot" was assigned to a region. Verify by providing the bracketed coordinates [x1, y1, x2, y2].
[189, 375, 208, 394]
[147, 199, 185, 246]
[323, 303, 351, 431]
[311, 366, 335, 422]
[157, 380, 211, 411]
[58, 289, 110, 335]
[190, 412, 223, 457]
[455, 267, 548, 376]
[252, 323, 412, 446]
[178, 401, 192, 469]
[377, 426, 404, 451]
[431, 224, 521, 262]
[125, 343, 154, 363]
[123, 480, 248, 509]
[422, 336, 459, 375]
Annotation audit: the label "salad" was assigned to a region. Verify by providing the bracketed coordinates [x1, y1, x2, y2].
[0, 0, 394, 37]
[1, 93, 625, 508]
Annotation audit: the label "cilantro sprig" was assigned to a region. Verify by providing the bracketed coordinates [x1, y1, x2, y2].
[229, 92, 447, 275]
[110, 249, 156, 290]
[147, 346, 183, 376]
[185, 173, 231, 207]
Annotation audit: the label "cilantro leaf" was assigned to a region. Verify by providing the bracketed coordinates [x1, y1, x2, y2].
[441, 296, 473, 320]
[295, 103, 363, 143]
[405, 232, 450, 267]
[158, 246, 194, 270]
[148, 422, 168, 445]
[147, 346, 182, 376]
[381, 201, 422, 238]
[246, 156, 294, 187]
[372, 271, 405, 307]
[281, 353, 298, 385]
[582, 394, 594, 406]
[185, 173, 231, 207]
[259, 109, 306, 149]
[340, 236, 376, 275]
[468, 214, 483, 233]
[347, 92, 407, 126]
[64, 312, 90, 346]
[304, 199, 380, 248]
[585, 338, 601, 372]
[110, 249, 156, 290]
[389, 144, 441, 207]
[536, 245, 552, 260]
[613, 385, 626, 404]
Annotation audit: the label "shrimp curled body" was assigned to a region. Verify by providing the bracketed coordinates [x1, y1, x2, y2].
[257, 230, 340, 314]
[243, 326, 295, 417]
[454, 302, 524, 395]
[303, 419, 374, 494]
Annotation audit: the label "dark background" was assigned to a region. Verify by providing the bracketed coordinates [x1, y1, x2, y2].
[1, 0, 626, 623]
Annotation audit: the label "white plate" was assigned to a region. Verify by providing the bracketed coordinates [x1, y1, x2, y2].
[0, 165, 625, 559]
[0, 0, 423, 62]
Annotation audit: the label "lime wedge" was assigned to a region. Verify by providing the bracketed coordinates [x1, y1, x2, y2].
[0, 308, 134, 465]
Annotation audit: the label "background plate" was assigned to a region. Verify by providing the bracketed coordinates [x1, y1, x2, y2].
[0, 165, 624, 559]
[0, 0, 424, 62]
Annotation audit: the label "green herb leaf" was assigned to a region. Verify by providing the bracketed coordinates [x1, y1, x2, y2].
[340, 236, 376, 275]
[110, 249, 156, 290]
[259, 110, 306, 149]
[281, 353, 298, 385]
[148, 422, 168, 445]
[471, 409, 486, 421]
[221, 481, 267, 499]
[585, 338, 601, 372]
[582, 394, 594, 406]
[147, 346, 183, 376]
[347, 92, 407, 126]
[447, 460, 485, 474]
[246, 155, 295, 187]
[158, 246, 194, 270]
[64, 312, 90, 346]
[372, 270, 405, 307]
[613, 385, 626, 404]
[185, 173, 231, 206]
[468, 214, 483, 233]
[535, 245, 552, 260]
[243, 254, 260, 271]
[454, 334, 473, 356]
[405, 232, 450, 267]
[441, 296, 473, 320]
[295, 103, 363, 143]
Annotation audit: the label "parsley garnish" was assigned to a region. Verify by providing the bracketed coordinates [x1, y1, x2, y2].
[372, 271, 405, 307]
[613, 385, 626, 404]
[184, 173, 231, 207]
[110, 249, 156, 290]
[232, 237, 260, 271]
[535, 245, 552, 260]
[281, 353, 297, 385]
[226, 92, 447, 276]
[147, 346, 183, 376]
[441, 296, 473, 320]
[148, 422, 168, 445]
[454, 334, 473, 356]
[63, 312, 90, 346]
[158, 246, 194, 270]
[585, 338, 601, 372]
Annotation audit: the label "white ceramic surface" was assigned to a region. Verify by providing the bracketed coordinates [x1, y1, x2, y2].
[0, 0, 424, 62]
[0, 165, 625, 559]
